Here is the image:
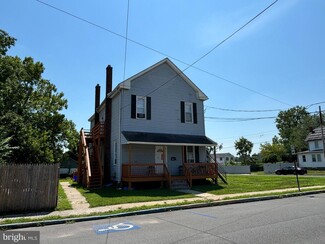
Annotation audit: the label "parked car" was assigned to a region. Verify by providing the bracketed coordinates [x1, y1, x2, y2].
[275, 166, 307, 175]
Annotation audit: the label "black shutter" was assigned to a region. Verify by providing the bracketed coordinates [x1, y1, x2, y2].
[146, 97, 151, 120]
[195, 146, 200, 163]
[180, 101, 185, 123]
[131, 95, 136, 119]
[193, 103, 197, 124]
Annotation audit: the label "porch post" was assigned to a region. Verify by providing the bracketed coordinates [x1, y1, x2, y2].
[128, 144, 132, 164]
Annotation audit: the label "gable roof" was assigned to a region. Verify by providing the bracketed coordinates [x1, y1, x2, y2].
[108, 58, 208, 100]
[89, 58, 208, 122]
[306, 126, 325, 141]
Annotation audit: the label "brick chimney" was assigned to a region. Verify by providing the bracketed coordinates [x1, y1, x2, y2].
[104, 65, 113, 183]
[94, 84, 100, 124]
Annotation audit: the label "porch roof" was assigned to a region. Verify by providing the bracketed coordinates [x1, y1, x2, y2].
[122, 131, 217, 146]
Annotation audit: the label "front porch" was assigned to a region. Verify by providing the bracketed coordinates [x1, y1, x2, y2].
[121, 161, 219, 189]
[120, 131, 226, 189]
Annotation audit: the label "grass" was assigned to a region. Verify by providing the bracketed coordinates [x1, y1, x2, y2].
[72, 182, 195, 208]
[55, 181, 72, 211]
[0, 199, 208, 226]
[192, 175, 325, 195]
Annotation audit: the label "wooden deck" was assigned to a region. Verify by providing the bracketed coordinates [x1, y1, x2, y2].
[122, 162, 218, 189]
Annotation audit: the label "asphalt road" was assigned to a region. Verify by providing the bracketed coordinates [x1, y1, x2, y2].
[12, 193, 325, 244]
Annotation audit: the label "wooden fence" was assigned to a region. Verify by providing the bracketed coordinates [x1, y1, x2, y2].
[0, 163, 60, 213]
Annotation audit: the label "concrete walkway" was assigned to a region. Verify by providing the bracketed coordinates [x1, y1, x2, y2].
[60, 182, 89, 210]
[1, 184, 325, 222]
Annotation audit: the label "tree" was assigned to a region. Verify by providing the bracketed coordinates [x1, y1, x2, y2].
[275, 106, 319, 155]
[260, 136, 287, 163]
[234, 137, 253, 165]
[0, 29, 79, 164]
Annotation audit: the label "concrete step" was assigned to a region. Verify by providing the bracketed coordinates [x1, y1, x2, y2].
[171, 180, 190, 190]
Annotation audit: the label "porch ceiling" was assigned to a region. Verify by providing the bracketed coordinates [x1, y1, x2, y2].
[122, 131, 217, 146]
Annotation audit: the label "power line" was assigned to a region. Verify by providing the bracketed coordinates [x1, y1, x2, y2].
[36, 0, 290, 106]
[306, 101, 325, 109]
[205, 105, 281, 113]
[216, 130, 278, 140]
[205, 116, 276, 122]
[123, 0, 130, 80]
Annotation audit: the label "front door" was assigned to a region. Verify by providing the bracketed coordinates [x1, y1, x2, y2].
[155, 146, 165, 163]
[155, 146, 166, 174]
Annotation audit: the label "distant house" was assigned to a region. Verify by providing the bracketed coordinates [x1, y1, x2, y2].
[297, 126, 325, 168]
[215, 153, 236, 164]
[78, 58, 227, 189]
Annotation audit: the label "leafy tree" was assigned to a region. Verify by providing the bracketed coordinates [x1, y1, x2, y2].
[275, 106, 319, 154]
[260, 136, 287, 163]
[234, 137, 253, 165]
[0, 29, 79, 164]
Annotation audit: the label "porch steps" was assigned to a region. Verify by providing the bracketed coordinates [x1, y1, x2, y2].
[170, 179, 190, 190]
[88, 160, 102, 189]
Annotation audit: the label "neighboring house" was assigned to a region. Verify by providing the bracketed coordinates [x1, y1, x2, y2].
[215, 153, 235, 164]
[78, 58, 226, 189]
[297, 126, 325, 168]
[60, 157, 78, 176]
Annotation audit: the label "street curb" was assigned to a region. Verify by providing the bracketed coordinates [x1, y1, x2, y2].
[1, 189, 325, 230]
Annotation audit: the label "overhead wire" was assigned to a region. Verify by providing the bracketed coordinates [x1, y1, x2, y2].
[35, 0, 290, 107]
[123, 0, 130, 80]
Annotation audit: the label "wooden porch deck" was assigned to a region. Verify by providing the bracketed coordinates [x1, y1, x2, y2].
[122, 162, 218, 189]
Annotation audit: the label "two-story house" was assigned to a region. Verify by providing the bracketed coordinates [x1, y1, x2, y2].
[297, 126, 325, 168]
[78, 58, 226, 189]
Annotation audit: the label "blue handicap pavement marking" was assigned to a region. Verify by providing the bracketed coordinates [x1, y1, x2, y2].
[93, 222, 140, 234]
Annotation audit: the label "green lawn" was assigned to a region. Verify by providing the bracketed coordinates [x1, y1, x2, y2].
[192, 175, 325, 195]
[71, 175, 325, 208]
[55, 182, 72, 211]
[73, 183, 195, 208]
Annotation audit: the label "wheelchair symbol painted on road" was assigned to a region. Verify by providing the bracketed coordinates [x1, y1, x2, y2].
[93, 222, 140, 234]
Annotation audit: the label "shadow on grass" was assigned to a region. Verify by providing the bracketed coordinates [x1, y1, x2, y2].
[70, 181, 198, 207]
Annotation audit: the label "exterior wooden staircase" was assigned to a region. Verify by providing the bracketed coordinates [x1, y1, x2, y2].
[207, 152, 228, 184]
[78, 123, 105, 189]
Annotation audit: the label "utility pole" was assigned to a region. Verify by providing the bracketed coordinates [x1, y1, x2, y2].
[319, 106, 325, 158]
[291, 145, 300, 192]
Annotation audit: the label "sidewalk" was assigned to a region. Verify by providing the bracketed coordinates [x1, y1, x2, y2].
[1, 183, 325, 223]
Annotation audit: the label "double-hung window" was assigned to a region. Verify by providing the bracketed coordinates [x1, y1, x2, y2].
[185, 103, 193, 123]
[180, 101, 197, 124]
[131, 95, 151, 120]
[136, 96, 146, 119]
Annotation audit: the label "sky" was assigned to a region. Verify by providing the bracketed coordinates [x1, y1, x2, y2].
[1, 0, 325, 155]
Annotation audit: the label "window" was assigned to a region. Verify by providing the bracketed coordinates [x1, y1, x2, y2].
[312, 154, 316, 162]
[131, 95, 151, 120]
[187, 146, 194, 163]
[185, 103, 193, 123]
[220, 157, 223, 161]
[136, 96, 146, 119]
[226, 157, 229, 161]
[315, 141, 319, 149]
[302, 155, 306, 162]
[180, 101, 197, 124]
[317, 154, 322, 162]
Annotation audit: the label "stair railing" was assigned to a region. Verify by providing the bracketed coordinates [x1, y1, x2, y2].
[80, 129, 91, 187]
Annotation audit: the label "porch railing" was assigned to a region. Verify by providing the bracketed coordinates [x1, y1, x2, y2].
[80, 129, 91, 187]
[184, 163, 217, 176]
[92, 122, 105, 140]
[122, 163, 169, 178]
